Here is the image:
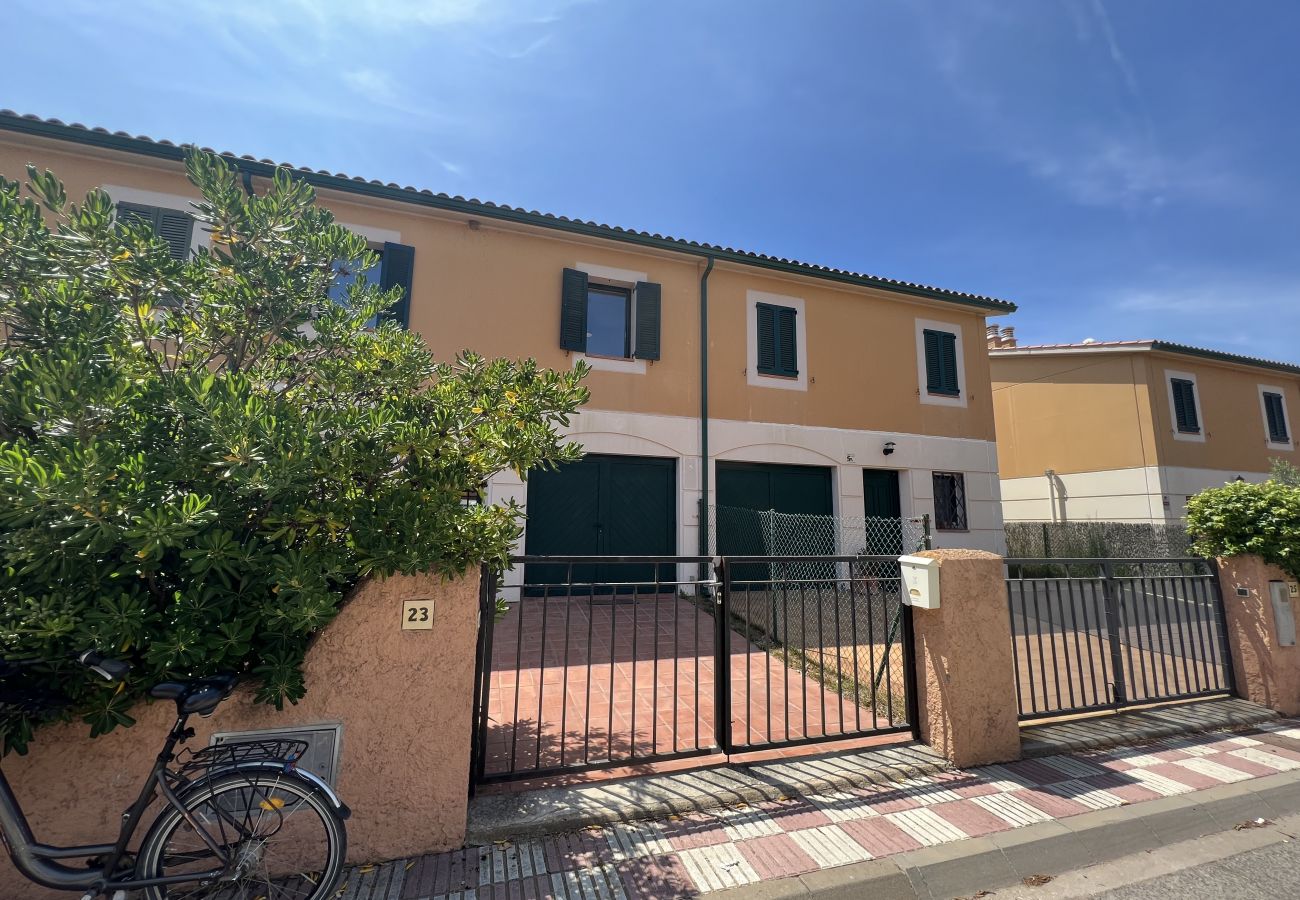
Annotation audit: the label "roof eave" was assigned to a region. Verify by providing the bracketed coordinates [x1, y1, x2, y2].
[0, 113, 1017, 315]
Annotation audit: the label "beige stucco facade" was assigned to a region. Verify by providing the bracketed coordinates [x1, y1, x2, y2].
[0, 122, 1014, 553]
[992, 345, 1300, 523]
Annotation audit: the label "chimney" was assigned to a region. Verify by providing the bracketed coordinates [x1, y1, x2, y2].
[987, 325, 1002, 349]
[1000, 326, 1017, 348]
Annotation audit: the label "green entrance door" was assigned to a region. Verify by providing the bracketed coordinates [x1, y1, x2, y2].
[863, 468, 905, 557]
[716, 462, 834, 579]
[524, 454, 676, 591]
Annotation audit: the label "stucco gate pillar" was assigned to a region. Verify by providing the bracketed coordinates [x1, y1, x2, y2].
[1217, 555, 1300, 716]
[909, 549, 1021, 767]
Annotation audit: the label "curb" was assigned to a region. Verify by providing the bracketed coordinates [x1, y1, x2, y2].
[705, 768, 1300, 899]
[1020, 698, 1278, 758]
[467, 743, 950, 844]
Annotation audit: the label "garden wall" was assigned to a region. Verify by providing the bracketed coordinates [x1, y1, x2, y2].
[0, 570, 480, 899]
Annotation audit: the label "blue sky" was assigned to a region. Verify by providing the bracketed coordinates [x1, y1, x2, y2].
[6, 1, 1300, 359]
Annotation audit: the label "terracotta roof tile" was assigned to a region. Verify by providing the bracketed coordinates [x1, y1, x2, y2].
[0, 108, 1015, 313]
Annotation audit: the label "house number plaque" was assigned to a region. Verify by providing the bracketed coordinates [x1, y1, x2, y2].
[401, 599, 434, 630]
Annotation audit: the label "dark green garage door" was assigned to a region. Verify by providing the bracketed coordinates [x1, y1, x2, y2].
[524, 454, 676, 590]
[716, 462, 834, 578]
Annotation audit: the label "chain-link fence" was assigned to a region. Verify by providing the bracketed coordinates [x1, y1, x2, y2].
[708, 506, 928, 558]
[1005, 521, 1191, 560]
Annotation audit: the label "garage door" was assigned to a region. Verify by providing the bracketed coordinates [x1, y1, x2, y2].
[524, 454, 676, 590]
[716, 462, 834, 578]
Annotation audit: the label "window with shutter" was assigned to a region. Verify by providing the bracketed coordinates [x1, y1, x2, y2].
[327, 242, 416, 329]
[756, 302, 798, 377]
[116, 201, 194, 261]
[560, 269, 662, 360]
[1171, 378, 1200, 433]
[932, 472, 968, 531]
[378, 242, 415, 328]
[1264, 391, 1289, 443]
[923, 329, 959, 396]
[633, 281, 661, 360]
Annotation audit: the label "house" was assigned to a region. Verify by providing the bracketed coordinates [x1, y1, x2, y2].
[990, 331, 1300, 523]
[0, 110, 1016, 572]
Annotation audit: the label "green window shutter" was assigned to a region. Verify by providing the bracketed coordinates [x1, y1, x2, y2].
[756, 303, 778, 373]
[924, 329, 959, 395]
[156, 209, 194, 260]
[776, 306, 798, 376]
[116, 202, 192, 261]
[756, 303, 798, 377]
[560, 268, 589, 352]
[1172, 379, 1199, 432]
[633, 281, 661, 360]
[1265, 392, 1289, 442]
[115, 201, 155, 229]
[379, 242, 415, 328]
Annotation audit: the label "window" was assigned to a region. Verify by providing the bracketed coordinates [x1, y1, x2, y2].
[923, 329, 960, 396]
[327, 242, 415, 328]
[756, 302, 798, 377]
[932, 472, 968, 531]
[1171, 378, 1200, 434]
[586, 284, 631, 357]
[115, 201, 193, 260]
[1263, 390, 1290, 443]
[560, 268, 661, 360]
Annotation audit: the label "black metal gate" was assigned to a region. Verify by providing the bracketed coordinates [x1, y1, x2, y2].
[471, 555, 918, 787]
[1005, 557, 1235, 720]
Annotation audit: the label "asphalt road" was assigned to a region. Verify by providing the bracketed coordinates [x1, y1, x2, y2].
[1095, 839, 1300, 899]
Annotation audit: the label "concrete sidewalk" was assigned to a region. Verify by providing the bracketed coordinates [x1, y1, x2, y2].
[332, 717, 1300, 899]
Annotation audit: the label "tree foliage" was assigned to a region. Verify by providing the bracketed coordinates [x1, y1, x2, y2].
[0, 151, 588, 752]
[1187, 477, 1300, 580]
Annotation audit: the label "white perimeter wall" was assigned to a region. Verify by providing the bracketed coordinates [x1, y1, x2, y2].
[487, 408, 1005, 587]
[1000, 465, 1270, 524]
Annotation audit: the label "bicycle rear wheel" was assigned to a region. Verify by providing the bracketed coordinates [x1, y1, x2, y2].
[136, 770, 346, 900]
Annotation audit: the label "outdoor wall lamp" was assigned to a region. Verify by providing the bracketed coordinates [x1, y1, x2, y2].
[883, 441, 896, 456]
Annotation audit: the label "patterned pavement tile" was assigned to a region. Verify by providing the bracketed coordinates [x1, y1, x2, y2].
[735, 833, 820, 880]
[675, 844, 761, 892]
[788, 824, 875, 868]
[884, 807, 969, 846]
[1009, 786, 1091, 819]
[358, 718, 1300, 900]
[1039, 778, 1127, 810]
[615, 853, 695, 900]
[837, 815, 925, 857]
[711, 805, 784, 840]
[928, 798, 1014, 837]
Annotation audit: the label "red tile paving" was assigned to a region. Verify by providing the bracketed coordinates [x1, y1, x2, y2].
[736, 833, 820, 880]
[483, 594, 892, 779]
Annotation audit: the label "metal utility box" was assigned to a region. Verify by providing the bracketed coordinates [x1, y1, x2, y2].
[1268, 581, 1297, 648]
[898, 555, 941, 609]
[210, 723, 342, 786]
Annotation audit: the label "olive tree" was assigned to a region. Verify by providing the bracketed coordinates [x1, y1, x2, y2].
[0, 151, 588, 752]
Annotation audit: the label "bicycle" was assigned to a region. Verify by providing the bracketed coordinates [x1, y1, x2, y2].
[0, 651, 350, 899]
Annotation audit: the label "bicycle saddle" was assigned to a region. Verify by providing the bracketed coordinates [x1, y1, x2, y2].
[149, 673, 239, 716]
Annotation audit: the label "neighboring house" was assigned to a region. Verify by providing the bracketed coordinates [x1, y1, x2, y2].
[990, 334, 1300, 523]
[0, 110, 1016, 575]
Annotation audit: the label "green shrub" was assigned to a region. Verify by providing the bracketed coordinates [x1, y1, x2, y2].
[0, 151, 589, 752]
[1186, 479, 1300, 579]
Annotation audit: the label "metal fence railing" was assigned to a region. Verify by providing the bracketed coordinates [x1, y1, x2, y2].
[1005, 558, 1233, 720]
[473, 557, 718, 785]
[473, 553, 921, 785]
[719, 556, 917, 752]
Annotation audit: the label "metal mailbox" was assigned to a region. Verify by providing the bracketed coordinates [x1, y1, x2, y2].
[898, 555, 940, 609]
